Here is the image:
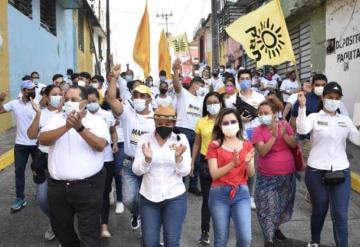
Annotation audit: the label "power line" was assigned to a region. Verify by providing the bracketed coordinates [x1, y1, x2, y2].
[156, 12, 174, 37]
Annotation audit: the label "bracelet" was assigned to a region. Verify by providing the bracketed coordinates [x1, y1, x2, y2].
[76, 125, 85, 132]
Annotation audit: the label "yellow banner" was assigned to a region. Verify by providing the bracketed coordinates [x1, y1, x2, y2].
[168, 33, 191, 63]
[226, 0, 295, 67]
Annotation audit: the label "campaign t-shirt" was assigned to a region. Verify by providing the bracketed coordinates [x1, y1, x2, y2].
[280, 79, 300, 102]
[176, 88, 204, 131]
[119, 104, 155, 157]
[94, 108, 116, 162]
[3, 99, 37, 145]
[252, 120, 295, 176]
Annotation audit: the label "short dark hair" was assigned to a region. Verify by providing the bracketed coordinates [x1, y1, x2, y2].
[30, 71, 39, 78]
[92, 75, 105, 83]
[44, 84, 61, 96]
[120, 72, 126, 78]
[159, 81, 168, 88]
[312, 74, 328, 84]
[159, 70, 166, 76]
[68, 85, 87, 100]
[22, 75, 31, 81]
[212, 108, 244, 146]
[80, 72, 91, 80]
[224, 74, 236, 85]
[67, 69, 74, 76]
[71, 73, 79, 81]
[190, 76, 204, 86]
[237, 69, 252, 80]
[202, 92, 223, 117]
[52, 74, 64, 82]
[86, 86, 100, 99]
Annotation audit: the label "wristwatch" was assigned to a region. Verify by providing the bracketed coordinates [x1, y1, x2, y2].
[76, 125, 85, 132]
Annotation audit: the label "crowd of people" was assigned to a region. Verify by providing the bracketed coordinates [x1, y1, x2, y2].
[0, 59, 359, 247]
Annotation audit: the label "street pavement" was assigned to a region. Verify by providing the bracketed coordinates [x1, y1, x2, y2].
[1, 128, 360, 247]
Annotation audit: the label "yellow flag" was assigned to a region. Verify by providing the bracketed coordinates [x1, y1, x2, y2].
[133, 3, 150, 77]
[225, 0, 295, 67]
[168, 33, 191, 63]
[158, 30, 172, 80]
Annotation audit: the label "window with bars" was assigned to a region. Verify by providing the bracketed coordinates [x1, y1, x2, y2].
[78, 11, 84, 52]
[8, 0, 32, 18]
[40, 0, 56, 35]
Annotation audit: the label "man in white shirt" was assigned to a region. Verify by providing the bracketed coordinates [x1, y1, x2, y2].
[210, 69, 224, 92]
[260, 71, 278, 96]
[173, 59, 205, 196]
[30, 71, 47, 102]
[38, 85, 110, 247]
[107, 65, 155, 231]
[280, 71, 300, 103]
[0, 80, 38, 212]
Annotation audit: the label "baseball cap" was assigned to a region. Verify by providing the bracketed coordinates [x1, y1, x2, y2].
[133, 85, 152, 97]
[323, 82, 343, 96]
[21, 80, 36, 90]
[154, 105, 177, 120]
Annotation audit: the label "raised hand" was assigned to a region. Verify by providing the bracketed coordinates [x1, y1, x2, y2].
[175, 144, 186, 163]
[298, 92, 306, 108]
[111, 64, 121, 79]
[142, 142, 153, 163]
[30, 98, 41, 114]
[112, 143, 119, 154]
[270, 121, 278, 138]
[172, 58, 182, 72]
[245, 148, 255, 163]
[0, 91, 7, 103]
[232, 149, 240, 167]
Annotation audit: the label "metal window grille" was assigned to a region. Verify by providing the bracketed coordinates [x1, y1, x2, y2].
[40, 0, 57, 35]
[8, 0, 32, 18]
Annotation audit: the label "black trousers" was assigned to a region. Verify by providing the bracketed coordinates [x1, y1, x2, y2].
[101, 161, 115, 225]
[48, 168, 105, 247]
[199, 155, 212, 233]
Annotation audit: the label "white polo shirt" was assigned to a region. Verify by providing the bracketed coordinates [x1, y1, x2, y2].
[176, 88, 204, 131]
[41, 112, 110, 180]
[93, 108, 116, 162]
[280, 79, 299, 102]
[132, 132, 191, 202]
[118, 104, 155, 157]
[3, 99, 37, 146]
[296, 108, 360, 171]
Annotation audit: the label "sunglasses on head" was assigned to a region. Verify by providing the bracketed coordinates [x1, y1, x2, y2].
[222, 120, 238, 126]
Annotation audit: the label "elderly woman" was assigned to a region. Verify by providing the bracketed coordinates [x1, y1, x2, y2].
[132, 105, 191, 247]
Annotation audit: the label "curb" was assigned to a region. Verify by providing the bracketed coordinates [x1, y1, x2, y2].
[0, 148, 14, 171]
[351, 172, 360, 194]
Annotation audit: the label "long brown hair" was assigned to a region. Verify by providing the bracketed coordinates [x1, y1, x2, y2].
[212, 108, 244, 146]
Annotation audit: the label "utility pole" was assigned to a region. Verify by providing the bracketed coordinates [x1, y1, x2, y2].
[106, 0, 111, 73]
[211, 0, 219, 68]
[156, 12, 173, 37]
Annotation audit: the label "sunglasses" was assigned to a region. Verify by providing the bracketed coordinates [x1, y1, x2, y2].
[222, 120, 238, 126]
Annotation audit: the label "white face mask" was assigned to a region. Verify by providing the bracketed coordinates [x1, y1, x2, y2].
[92, 83, 99, 89]
[323, 99, 340, 113]
[78, 80, 86, 87]
[222, 122, 239, 137]
[207, 103, 221, 116]
[314, 86, 324, 96]
[49, 95, 62, 108]
[64, 101, 80, 114]
[195, 87, 206, 97]
[133, 98, 147, 112]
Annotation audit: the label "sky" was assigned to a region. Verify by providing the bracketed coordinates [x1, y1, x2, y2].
[109, 0, 211, 78]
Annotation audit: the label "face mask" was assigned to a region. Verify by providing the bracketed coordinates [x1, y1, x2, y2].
[160, 88, 167, 95]
[196, 87, 207, 97]
[27, 91, 36, 100]
[323, 99, 340, 112]
[259, 115, 273, 126]
[222, 123, 239, 137]
[225, 85, 235, 94]
[147, 81, 153, 87]
[207, 103, 221, 116]
[156, 126, 173, 139]
[87, 102, 100, 112]
[240, 80, 252, 90]
[64, 101, 80, 114]
[33, 79, 39, 86]
[314, 86, 324, 96]
[49, 95, 62, 108]
[78, 80, 86, 87]
[219, 69, 224, 73]
[159, 76, 166, 81]
[133, 98, 147, 112]
[92, 83, 99, 89]
[125, 75, 133, 82]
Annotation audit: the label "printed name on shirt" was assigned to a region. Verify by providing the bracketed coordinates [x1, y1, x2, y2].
[169, 143, 177, 151]
[187, 104, 201, 117]
[317, 121, 328, 126]
[130, 129, 149, 145]
[338, 121, 347, 127]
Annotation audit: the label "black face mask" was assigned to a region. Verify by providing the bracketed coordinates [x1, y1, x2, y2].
[27, 91, 36, 100]
[159, 88, 167, 95]
[156, 126, 173, 139]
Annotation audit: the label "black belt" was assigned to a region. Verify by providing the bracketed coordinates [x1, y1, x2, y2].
[125, 155, 134, 161]
[49, 168, 104, 185]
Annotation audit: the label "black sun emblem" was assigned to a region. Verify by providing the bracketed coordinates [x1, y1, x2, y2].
[245, 18, 285, 61]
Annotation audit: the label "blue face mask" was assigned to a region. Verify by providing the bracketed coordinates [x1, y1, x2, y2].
[49, 95, 62, 108]
[240, 80, 252, 90]
[259, 115, 273, 126]
[125, 75, 133, 82]
[87, 102, 100, 112]
[159, 76, 166, 81]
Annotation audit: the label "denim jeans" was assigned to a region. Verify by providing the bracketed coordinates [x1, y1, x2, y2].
[178, 127, 199, 189]
[209, 185, 252, 247]
[305, 167, 350, 247]
[113, 142, 125, 202]
[122, 158, 142, 217]
[36, 180, 49, 217]
[140, 193, 187, 247]
[14, 144, 38, 199]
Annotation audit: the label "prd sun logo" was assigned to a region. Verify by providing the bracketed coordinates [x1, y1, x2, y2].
[245, 18, 285, 61]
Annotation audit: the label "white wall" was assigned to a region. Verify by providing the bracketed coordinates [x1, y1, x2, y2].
[325, 0, 360, 118]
